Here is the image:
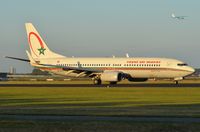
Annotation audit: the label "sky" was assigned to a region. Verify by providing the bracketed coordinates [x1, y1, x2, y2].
[0, 0, 200, 73]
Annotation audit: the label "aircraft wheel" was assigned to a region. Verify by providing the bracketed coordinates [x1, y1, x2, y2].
[93, 79, 102, 85]
[175, 81, 179, 85]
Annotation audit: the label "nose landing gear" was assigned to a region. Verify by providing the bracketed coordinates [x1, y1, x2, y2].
[175, 81, 179, 85]
[174, 77, 183, 85]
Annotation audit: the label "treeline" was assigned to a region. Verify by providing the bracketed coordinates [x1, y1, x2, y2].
[31, 69, 51, 75]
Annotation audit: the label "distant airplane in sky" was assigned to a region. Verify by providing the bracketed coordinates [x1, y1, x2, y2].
[6, 23, 195, 85]
[171, 13, 187, 20]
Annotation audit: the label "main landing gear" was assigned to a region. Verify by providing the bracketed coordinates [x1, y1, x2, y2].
[93, 79, 118, 85]
[93, 79, 102, 85]
[175, 81, 179, 85]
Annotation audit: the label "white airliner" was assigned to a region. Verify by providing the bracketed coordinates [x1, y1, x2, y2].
[171, 13, 187, 20]
[6, 23, 195, 85]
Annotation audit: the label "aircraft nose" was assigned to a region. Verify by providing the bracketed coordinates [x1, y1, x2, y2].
[188, 67, 195, 73]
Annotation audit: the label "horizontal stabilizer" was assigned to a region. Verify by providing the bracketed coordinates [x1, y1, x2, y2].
[5, 56, 30, 62]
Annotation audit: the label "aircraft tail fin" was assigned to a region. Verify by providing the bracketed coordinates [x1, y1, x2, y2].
[171, 13, 176, 18]
[25, 23, 65, 59]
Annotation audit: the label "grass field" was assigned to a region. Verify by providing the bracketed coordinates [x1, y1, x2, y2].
[0, 80, 200, 131]
[0, 80, 200, 116]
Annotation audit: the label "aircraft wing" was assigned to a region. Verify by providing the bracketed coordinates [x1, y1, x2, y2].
[5, 56, 103, 77]
[40, 63, 103, 77]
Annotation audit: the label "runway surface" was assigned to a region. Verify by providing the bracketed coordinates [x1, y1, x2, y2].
[1, 114, 200, 123]
[0, 83, 200, 87]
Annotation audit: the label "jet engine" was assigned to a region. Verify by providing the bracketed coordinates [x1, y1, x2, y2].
[100, 72, 123, 82]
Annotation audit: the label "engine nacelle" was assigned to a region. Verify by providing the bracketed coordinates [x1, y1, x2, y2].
[128, 77, 148, 82]
[100, 72, 123, 82]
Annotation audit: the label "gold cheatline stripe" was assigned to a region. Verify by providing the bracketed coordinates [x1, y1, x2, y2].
[39, 67, 191, 72]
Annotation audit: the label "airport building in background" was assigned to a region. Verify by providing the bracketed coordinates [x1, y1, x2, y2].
[9, 66, 16, 74]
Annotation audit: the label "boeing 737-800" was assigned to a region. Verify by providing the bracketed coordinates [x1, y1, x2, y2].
[171, 13, 187, 20]
[6, 23, 195, 85]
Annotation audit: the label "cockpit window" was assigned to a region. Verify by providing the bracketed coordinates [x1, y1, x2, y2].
[177, 63, 188, 66]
